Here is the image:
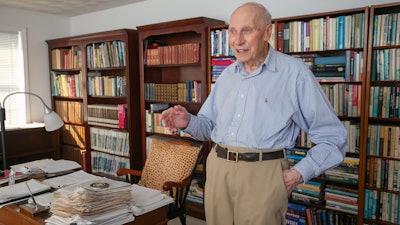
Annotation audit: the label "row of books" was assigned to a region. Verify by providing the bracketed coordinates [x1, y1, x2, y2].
[295, 51, 364, 83]
[51, 72, 83, 98]
[320, 83, 361, 117]
[86, 40, 126, 68]
[367, 125, 400, 157]
[324, 156, 359, 186]
[370, 86, 400, 118]
[291, 180, 324, 206]
[88, 104, 127, 129]
[210, 57, 236, 82]
[61, 124, 86, 149]
[364, 189, 400, 224]
[146, 43, 200, 65]
[325, 184, 358, 215]
[87, 71, 127, 97]
[186, 178, 204, 204]
[144, 80, 202, 103]
[51, 46, 82, 70]
[371, 48, 400, 81]
[366, 157, 400, 191]
[210, 28, 233, 57]
[290, 157, 358, 186]
[294, 122, 360, 154]
[55, 100, 84, 124]
[145, 110, 191, 138]
[276, 13, 365, 53]
[342, 121, 360, 154]
[372, 12, 400, 47]
[286, 202, 357, 225]
[90, 149, 130, 177]
[89, 126, 130, 157]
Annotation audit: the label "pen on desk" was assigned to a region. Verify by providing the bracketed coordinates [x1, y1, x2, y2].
[25, 181, 38, 209]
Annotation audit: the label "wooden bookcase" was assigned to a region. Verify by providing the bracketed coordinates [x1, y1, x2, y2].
[272, 7, 370, 225]
[137, 17, 225, 219]
[46, 29, 142, 179]
[46, 36, 86, 168]
[362, 2, 400, 225]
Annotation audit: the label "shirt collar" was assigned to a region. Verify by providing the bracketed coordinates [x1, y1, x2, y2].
[233, 45, 278, 76]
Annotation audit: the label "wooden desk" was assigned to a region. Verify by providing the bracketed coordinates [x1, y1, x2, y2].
[0, 203, 168, 225]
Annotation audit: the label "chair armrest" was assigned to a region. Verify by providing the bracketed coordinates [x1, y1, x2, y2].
[117, 168, 142, 177]
[162, 176, 192, 191]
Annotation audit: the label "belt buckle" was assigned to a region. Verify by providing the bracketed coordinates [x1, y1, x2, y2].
[227, 150, 239, 162]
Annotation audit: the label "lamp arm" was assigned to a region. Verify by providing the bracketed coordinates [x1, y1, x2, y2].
[2, 92, 52, 113]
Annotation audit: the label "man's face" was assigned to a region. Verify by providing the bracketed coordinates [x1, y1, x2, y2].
[228, 7, 271, 66]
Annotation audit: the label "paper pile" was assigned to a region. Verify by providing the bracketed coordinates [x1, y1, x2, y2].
[130, 184, 173, 216]
[11, 158, 81, 174]
[0, 179, 51, 205]
[45, 177, 134, 225]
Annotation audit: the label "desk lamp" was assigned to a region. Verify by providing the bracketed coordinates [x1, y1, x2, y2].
[0, 92, 64, 170]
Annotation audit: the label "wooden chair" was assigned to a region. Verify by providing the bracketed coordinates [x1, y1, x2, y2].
[117, 138, 203, 225]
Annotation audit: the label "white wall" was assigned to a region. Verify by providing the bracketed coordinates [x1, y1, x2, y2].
[0, 0, 399, 122]
[70, 0, 400, 35]
[0, 7, 70, 123]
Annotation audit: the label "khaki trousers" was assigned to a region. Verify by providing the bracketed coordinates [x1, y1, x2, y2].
[204, 145, 289, 225]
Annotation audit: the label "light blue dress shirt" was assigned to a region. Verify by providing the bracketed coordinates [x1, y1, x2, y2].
[183, 47, 348, 182]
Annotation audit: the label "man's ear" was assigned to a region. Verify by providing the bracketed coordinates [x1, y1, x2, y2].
[264, 24, 273, 42]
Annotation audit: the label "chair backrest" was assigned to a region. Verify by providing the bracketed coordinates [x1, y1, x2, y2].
[138, 138, 202, 194]
[116, 137, 203, 224]
[140, 138, 202, 224]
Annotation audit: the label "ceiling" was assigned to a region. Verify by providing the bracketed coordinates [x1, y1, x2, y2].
[0, 0, 146, 16]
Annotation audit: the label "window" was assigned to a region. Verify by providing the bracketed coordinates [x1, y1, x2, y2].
[0, 30, 27, 127]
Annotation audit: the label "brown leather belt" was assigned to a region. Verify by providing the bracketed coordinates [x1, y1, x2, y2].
[215, 145, 285, 162]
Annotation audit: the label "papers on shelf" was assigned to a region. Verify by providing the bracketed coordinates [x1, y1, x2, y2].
[0, 179, 51, 204]
[42, 170, 99, 188]
[130, 184, 173, 216]
[11, 158, 81, 174]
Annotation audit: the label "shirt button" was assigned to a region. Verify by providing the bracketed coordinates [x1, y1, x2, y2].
[231, 132, 235, 136]
[241, 94, 244, 98]
[237, 114, 241, 118]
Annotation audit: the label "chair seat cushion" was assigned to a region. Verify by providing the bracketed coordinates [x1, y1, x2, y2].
[138, 138, 201, 192]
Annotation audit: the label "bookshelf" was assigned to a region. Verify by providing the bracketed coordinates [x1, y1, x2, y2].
[272, 7, 370, 225]
[137, 17, 225, 219]
[362, 2, 400, 225]
[46, 37, 86, 168]
[46, 29, 142, 180]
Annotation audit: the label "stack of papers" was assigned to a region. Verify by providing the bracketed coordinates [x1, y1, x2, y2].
[130, 184, 173, 216]
[46, 177, 134, 225]
[11, 158, 81, 174]
[42, 170, 99, 188]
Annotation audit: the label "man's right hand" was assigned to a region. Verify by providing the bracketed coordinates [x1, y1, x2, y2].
[160, 105, 190, 133]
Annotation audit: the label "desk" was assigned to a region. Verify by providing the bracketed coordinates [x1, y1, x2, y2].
[0, 204, 168, 225]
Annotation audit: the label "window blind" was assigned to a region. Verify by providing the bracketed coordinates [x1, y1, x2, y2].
[0, 31, 26, 127]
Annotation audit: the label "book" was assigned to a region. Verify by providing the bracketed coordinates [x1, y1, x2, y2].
[314, 55, 346, 66]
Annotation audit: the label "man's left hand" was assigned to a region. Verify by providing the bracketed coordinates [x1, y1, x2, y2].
[282, 169, 304, 194]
